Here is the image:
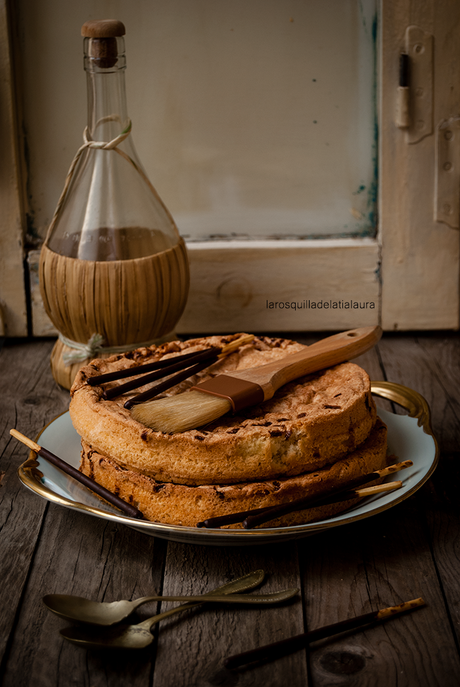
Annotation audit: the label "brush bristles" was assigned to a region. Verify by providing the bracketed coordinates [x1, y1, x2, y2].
[130, 390, 233, 433]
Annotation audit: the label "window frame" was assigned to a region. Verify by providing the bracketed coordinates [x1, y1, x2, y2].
[1, 0, 458, 337]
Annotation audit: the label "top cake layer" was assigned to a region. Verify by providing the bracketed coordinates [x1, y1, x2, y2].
[70, 334, 377, 486]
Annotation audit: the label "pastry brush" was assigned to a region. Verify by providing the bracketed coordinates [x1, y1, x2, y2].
[87, 334, 254, 402]
[130, 326, 382, 433]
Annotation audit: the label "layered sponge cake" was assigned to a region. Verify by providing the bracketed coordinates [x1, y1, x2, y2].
[80, 419, 387, 528]
[70, 334, 387, 527]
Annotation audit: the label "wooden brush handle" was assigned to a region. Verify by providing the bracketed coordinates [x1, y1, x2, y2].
[232, 326, 382, 400]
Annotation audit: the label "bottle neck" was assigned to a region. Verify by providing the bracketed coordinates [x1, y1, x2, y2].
[86, 70, 129, 141]
[84, 36, 129, 142]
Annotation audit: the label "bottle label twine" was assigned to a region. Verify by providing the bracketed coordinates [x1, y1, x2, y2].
[45, 116, 178, 244]
[59, 332, 174, 366]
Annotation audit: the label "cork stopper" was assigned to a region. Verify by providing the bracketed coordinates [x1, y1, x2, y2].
[82, 20, 125, 69]
[81, 20, 125, 38]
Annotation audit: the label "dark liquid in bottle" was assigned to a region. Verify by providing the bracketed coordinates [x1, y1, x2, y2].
[48, 226, 177, 261]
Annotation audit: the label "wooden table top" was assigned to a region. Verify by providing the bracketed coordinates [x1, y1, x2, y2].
[1, 332, 459, 686]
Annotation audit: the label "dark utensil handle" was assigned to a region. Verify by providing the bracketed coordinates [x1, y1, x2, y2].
[104, 347, 220, 400]
[224, 597, 424, 669]
[88, 346, 219, 385]
[243, 470, 382, 529]
[38, 447, 145, 520]
[223, 611, 378, 669]
[124, 357, 218, 409]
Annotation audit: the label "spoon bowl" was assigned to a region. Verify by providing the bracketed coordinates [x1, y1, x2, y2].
[44, 569, 265, 626]
[61, 622, 157, 650]
[60, 588, 299, 650]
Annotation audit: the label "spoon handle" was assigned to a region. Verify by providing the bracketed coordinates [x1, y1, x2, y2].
[132, 568, 265, 614]
[138, 590, 297, 607]
[138, 589, 298, 631]
[136, 571, 270, 632]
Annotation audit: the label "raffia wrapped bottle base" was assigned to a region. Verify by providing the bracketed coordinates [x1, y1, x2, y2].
[39, 239, 189, 389]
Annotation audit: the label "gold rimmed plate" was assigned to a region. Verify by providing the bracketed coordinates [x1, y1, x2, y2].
[18, 382, 438, 546]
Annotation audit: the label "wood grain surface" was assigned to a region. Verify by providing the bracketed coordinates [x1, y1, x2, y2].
[0, 333, 459, 686]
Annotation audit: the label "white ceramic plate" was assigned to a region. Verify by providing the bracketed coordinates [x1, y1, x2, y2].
[18, 382, 438, 546]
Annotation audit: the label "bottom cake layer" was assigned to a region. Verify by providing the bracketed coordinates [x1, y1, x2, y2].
[80, 419, 388, 528]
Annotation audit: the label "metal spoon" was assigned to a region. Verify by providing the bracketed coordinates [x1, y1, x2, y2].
[46, 569, 266, 625]
[44, 569, 266, 626]
[60, 587, 299, 650]
[49, 592, 295, 626]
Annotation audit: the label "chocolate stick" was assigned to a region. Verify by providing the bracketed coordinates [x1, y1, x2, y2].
[10, 429, 145, 520]
[88, 334, 255, 390]
[88, 346, 220, 386]
[113, 335, 256, 408]
[196, 480, 403, 529]
[224, 597, 425, 670]
[104, 347, 220, 400]
[124, 357, 219, 409]
[243, 461, 413, 529]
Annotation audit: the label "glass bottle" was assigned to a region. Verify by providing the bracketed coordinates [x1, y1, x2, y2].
[40, 20, 189, 389]
[46, 19, 180, 261]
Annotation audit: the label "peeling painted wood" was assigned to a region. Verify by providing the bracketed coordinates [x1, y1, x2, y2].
[177, 240, 381, 333]
[380, 0, 460, 330]
[0, 0, 27, 336]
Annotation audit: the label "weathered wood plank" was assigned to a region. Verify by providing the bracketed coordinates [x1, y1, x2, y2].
[177, 241, 380, 333]
[0, 334, 458, 686]
[302, 497, 460, 686]
[377, 335, 460, 451]
[377, 334, 460, 653]
[380, 0, 460, 329]
[152, 541, 308, 687]
[0, 339, 68, 669]
[299, 336, 460, 685]
[0, 339, 169, 686]
[0, 0, 28, 337]
[1, 504, 167, 687]
[28, 250, 58, 337]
